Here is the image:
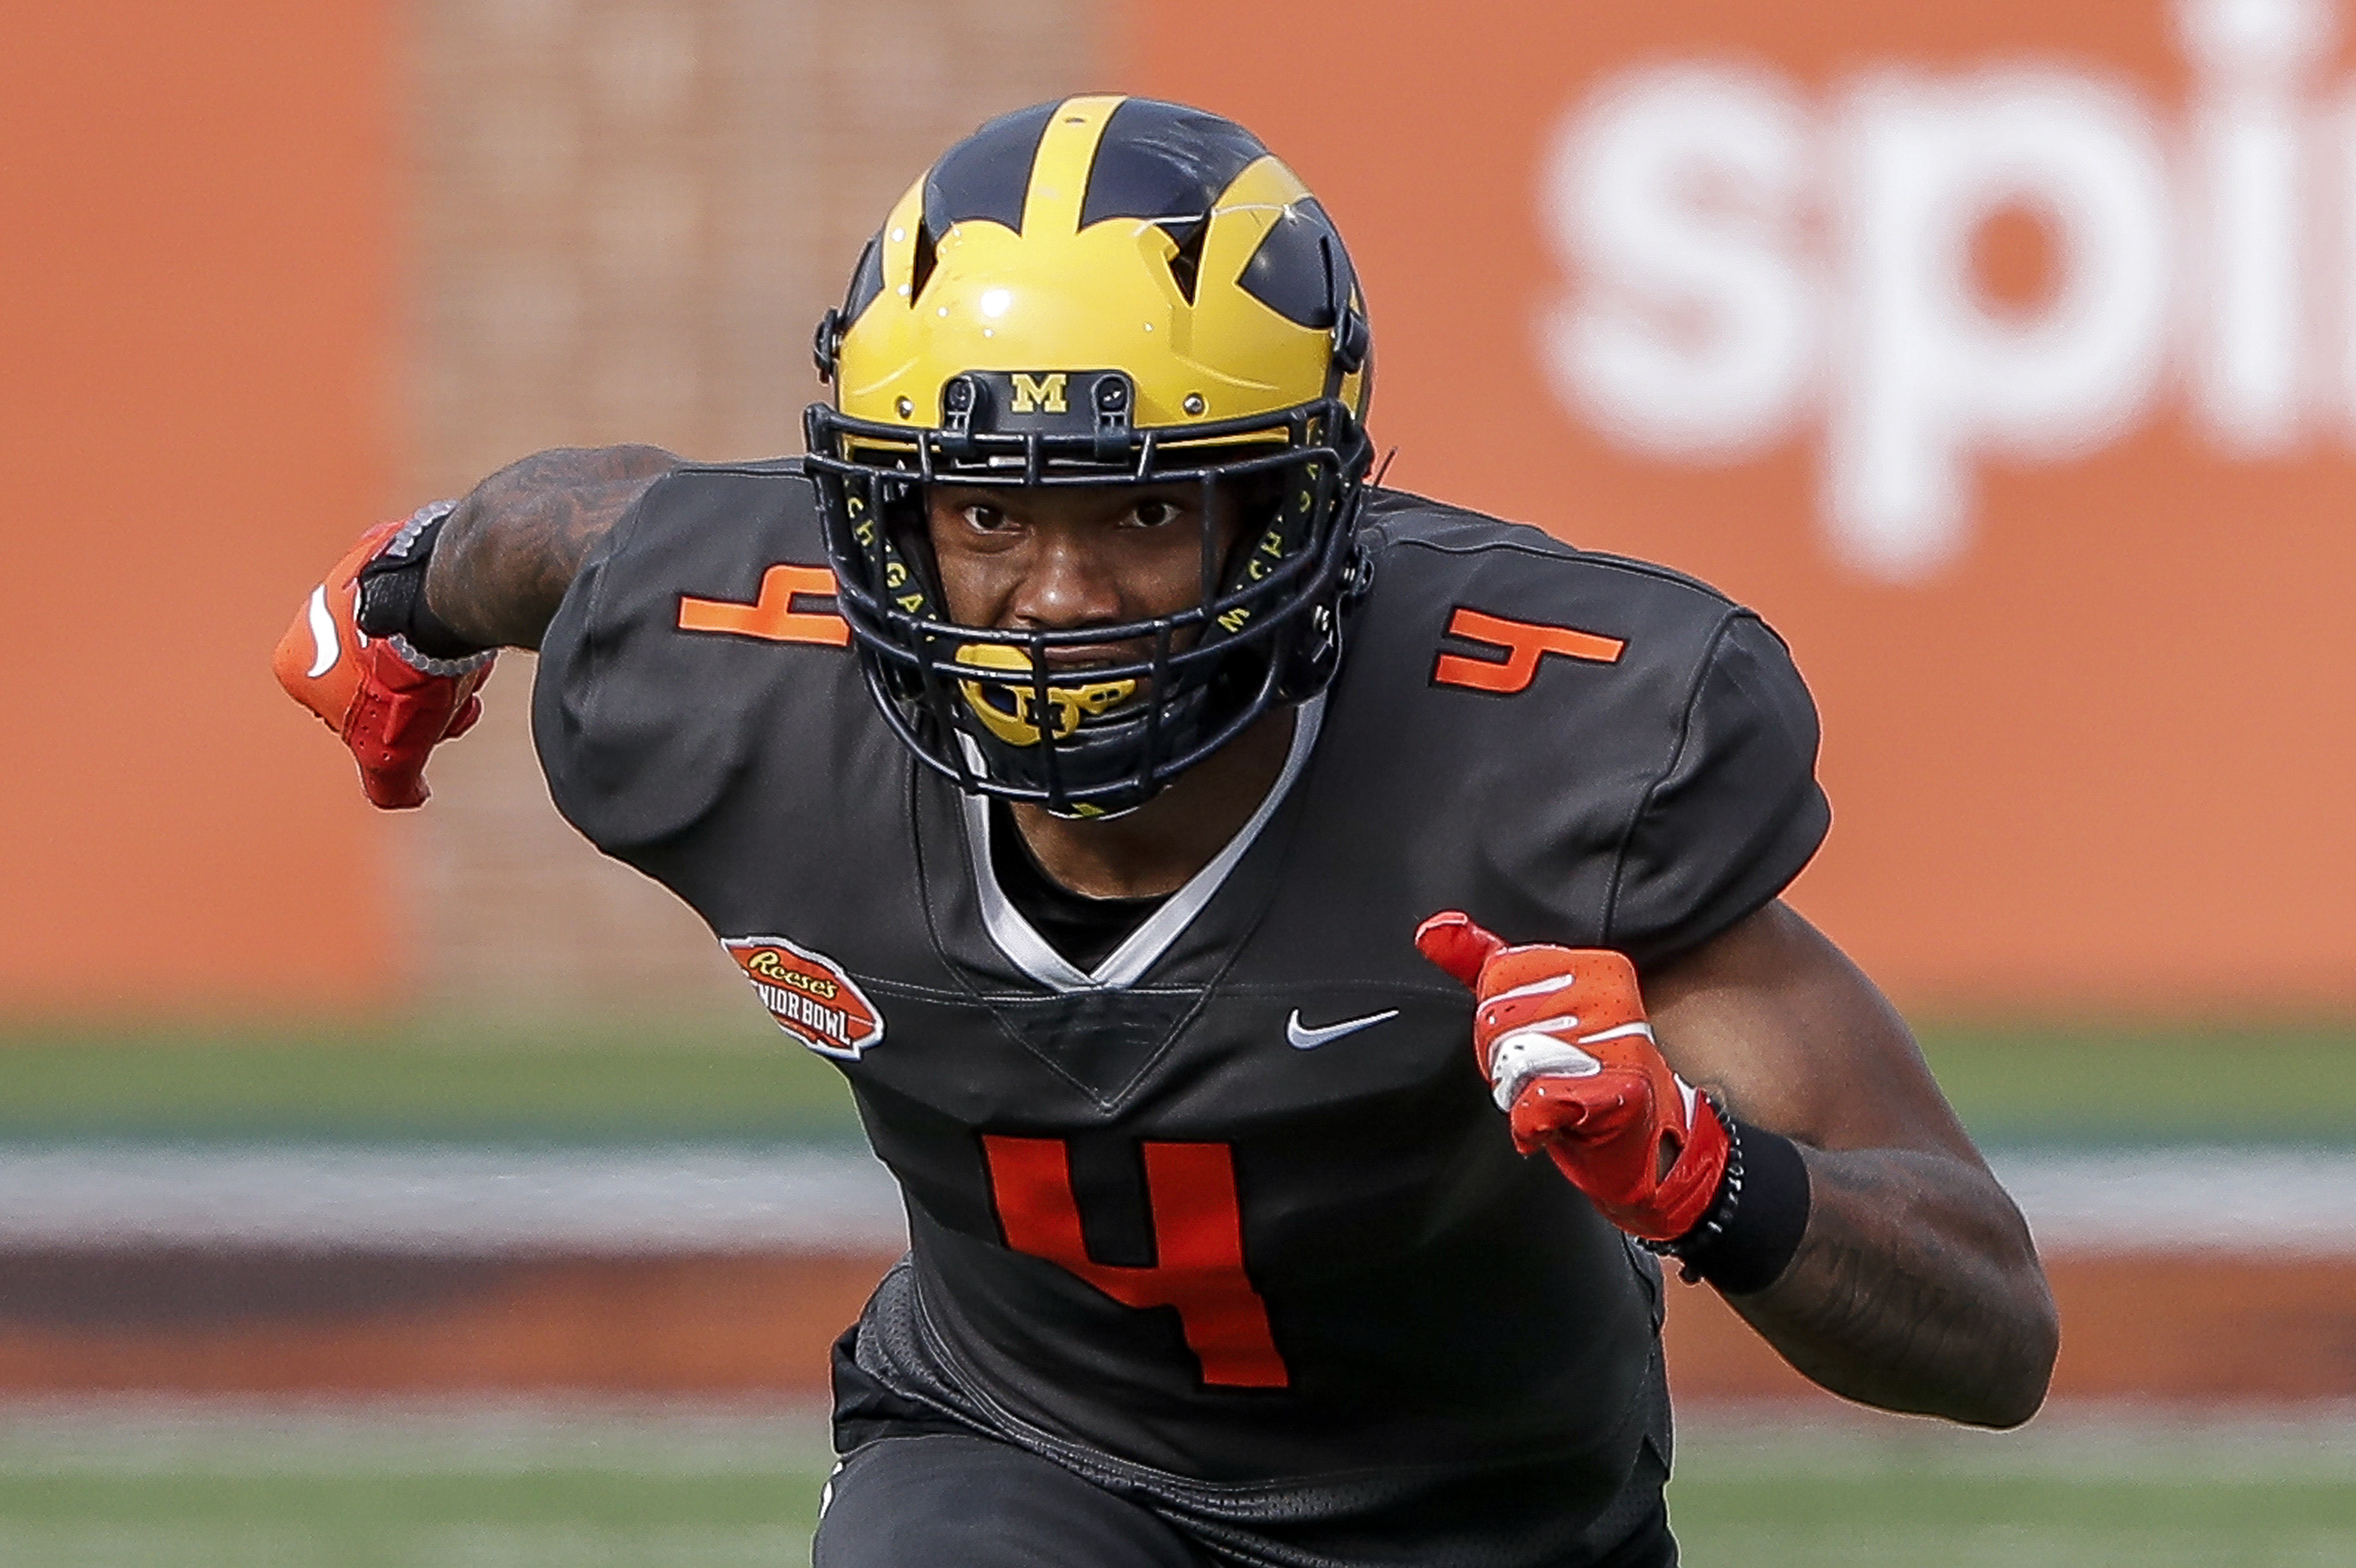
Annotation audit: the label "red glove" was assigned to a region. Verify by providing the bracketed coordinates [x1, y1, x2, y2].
[1414, 911, 1729, 1242]
[273, 521, 494, 809]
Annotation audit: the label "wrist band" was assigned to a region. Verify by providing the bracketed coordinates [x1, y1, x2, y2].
[357, 499, 492, 663]
[1640, 1101, 1811, 1294]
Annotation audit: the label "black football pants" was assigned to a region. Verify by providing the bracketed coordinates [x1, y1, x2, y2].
[813, 1430, 1213, 1567]
[812, 1427, 1677, 1567]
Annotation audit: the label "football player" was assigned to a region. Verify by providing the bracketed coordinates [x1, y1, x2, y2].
[279, 97, 2057, 1567]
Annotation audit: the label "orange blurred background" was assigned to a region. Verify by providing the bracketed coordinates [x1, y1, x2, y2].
[0, 4, 401, 1014]
[1127, 0, 2356, 1013]
[7, 0, 2356, 1020]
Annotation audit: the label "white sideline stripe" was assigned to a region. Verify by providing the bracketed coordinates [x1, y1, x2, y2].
[1987, 1147, 2356, 1256]
[0, 1145, 2348, 1254]
[1677, 1399, 2356, 1481]
[3, 1396, 2355, 1482]
[0, 1146, 907, 1253]
[0, 1524, 815, 1568]
[0, 1397, 834, 1475]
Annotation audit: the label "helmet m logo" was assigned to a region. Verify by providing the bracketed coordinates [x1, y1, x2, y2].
[1432, 606, 1625, 694]
[1008, 372, 1069, 414]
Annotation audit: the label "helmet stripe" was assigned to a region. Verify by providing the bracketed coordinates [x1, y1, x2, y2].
[1022, 94, 1124, 239]
[1080, 98, 1270, 229]
[923, 102, 1055, 237]
[1238, 197, 1357, 330]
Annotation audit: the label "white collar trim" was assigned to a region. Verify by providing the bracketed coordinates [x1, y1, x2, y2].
[960, 697, 1325, 993]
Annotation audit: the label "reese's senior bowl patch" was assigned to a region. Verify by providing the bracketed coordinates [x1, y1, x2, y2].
[723, 936, 883, 1060]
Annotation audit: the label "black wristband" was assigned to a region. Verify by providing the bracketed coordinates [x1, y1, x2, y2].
[1644, 1111, 1812, 1295]
[356, 501, 490, 662]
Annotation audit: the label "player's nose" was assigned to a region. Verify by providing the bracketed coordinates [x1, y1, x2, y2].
[1009, 524, 1125, 631]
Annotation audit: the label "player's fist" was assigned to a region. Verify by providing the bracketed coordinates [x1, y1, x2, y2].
[1414, 911, 1729, 1242]
[274, 520, 494, 809]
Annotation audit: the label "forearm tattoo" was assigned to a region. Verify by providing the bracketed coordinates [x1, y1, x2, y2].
[1724, 1146, 2057, 1426]
[424, 445, 677, 650]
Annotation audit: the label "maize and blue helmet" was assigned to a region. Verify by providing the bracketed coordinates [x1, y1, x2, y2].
[806, 95, 1376, 818]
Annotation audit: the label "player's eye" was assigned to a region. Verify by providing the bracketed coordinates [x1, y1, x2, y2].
[960, 503, 1008, 531]
[1129, 498, 1184, 529]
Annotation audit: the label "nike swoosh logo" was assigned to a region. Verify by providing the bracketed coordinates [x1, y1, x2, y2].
[1287, 1008, 1400, 1050]
[304, 585, 340, 679]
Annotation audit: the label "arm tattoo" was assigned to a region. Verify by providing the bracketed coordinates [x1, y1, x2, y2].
[1724, 1146, 2058, 1427]
[424, 445, 678, 650]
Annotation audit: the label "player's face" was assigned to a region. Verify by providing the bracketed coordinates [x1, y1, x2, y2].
[925, 482, 1239, 662]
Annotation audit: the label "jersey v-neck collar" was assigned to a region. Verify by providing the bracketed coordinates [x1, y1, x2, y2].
[957, 697, 1326, 993]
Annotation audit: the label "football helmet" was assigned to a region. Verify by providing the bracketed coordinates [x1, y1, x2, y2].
[806, 95, 1375, 818]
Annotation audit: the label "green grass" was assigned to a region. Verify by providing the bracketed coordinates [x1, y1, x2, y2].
[1669, 1415, 2356, 1566]
[0, 1408, 829, 1567]
[1916, 1023, 2356, 1147]
[0, 1016, 861, 1145]
[0, 1407, 2351, 1566]
[1673, 1477, 2356, 1566]
[0, 1015, 2349, 1147]
[0, 1480, 815, 1568]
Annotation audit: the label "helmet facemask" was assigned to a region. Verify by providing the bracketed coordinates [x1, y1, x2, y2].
[805, 95, 1376, 818]
[807, 392, 1372, 818]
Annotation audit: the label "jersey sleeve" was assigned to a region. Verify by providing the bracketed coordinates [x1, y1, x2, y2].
[1603, 612, 1829, 970]
[530, 475, 758, 856]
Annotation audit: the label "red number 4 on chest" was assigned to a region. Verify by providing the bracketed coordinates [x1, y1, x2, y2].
[981, 1135, 1288, 1389]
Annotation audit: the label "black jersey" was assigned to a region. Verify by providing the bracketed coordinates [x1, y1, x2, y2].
[533, 463, 1829, 1567]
